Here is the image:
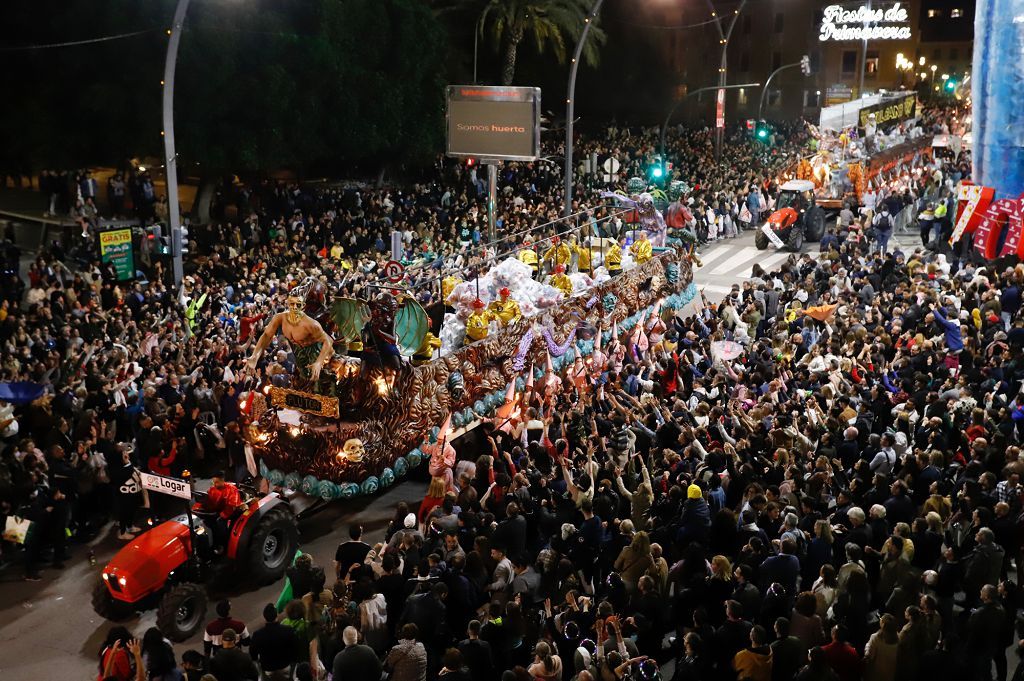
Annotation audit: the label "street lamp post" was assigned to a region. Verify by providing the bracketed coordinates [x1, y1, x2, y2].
[472, 12, 485, 85]
[563, 0, 604, 217]
[757, 59, 809, 122]
[858, 0, 872, 97]
[163, 0, 191, 288]
[660, 82, 761, 161]
[704, 0, 748, 160]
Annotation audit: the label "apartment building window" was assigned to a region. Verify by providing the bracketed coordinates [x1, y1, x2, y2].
[865, 51, 880, 76]
[927, 8, 943, 17]
[951, 8, 962, 17]
[774, 13, 784, 32]
[738, 88, 749, 106]
[841, 50, 858, 75]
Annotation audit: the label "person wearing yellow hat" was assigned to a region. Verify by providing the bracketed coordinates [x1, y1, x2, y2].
[465, 299, 492, 343]
[630, 230, 653, 265]
[442, 275, 462, 304]
[518, 236, 539, 276]
[687, 484, 703, 500]
[548, 264, 573, 298]
[488, 287, 522, 326]
[572, 234, 592, 275]
[605, 237, 624, 277]
[542, 236, 572, 273]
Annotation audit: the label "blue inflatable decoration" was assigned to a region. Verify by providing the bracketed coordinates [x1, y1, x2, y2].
[266, 468, 284, 486]
[258, 460, 270, 478]
[602, 293, 618, 313]
[474, 400, 487, 415]
[407, 449, 423, 468]
[516, 376, 526, 391]
[973, 3, 1024, 199]
[462, 407, 475, 424]
[301, 475, 318, 495]
[380, 468, 395, 488]
[666, 263, 680, 285]
[429, 426, 440, 443]
[393, 457, 408, 478]
[337, 482, 359, 499]
[452, 411, 465, 428]
[317, 480, 337, 500]
[283, 472, 301, 490]
[360, 476, 379, 495]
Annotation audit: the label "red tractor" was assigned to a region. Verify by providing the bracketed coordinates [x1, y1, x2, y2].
[91, 487, 298, 641]
[755, 180, 826, 252]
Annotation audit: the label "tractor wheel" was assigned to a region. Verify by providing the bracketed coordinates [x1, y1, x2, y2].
[787, 227, 804, 252]
[156, 582, 207, 642]
[92, 581, 135, 622]
[805, 207, 826, 242]
[754, 229, 769, 250]
[247, 507, 299, 584]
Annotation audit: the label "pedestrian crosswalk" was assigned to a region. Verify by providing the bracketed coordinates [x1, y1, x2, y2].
[693, 238, 792, 295]
[710, 247, 762, 276]
[691, 232, 923, 300]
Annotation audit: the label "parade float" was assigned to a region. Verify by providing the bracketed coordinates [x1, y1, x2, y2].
[240, 222, 698, 500]
[796, 94, 934, 211]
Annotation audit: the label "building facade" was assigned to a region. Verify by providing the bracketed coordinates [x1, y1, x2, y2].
[649, 0, 972, 126]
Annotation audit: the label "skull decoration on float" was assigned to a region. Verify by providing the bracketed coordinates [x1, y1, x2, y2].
[338, 438, 365, 464]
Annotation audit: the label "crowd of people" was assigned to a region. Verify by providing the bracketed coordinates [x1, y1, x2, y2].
[0, 118, 807, 577]
[4, 107, 1018, 681]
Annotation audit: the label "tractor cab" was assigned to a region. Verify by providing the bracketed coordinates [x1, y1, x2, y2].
[776, 180, 814, 214]
[755, 180, 825, 252]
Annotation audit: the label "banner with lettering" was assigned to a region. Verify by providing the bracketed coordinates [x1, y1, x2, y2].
[858, 94, 917, 131]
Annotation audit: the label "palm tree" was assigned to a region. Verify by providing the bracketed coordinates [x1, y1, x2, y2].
[479, 0, 607, 85]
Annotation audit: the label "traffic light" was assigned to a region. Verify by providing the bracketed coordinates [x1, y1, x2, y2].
[755, 120, 770, 141]
[172, 225, 189, 257]
[466, 157, 476, 168]
[800, 55, 811, 76]
[648, 156, 666, 182]
[944, 79, 957, 92]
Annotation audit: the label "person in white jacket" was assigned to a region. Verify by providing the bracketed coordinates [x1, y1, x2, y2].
[358, 588, 389, 654]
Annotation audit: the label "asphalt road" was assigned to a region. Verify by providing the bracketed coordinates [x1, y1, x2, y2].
[0, 479, 426, 681]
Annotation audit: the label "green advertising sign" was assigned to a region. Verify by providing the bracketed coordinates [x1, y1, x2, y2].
[99, 228, 135, 281]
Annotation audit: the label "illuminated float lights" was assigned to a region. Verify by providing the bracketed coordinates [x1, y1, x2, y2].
[256, 282, 700, 501]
